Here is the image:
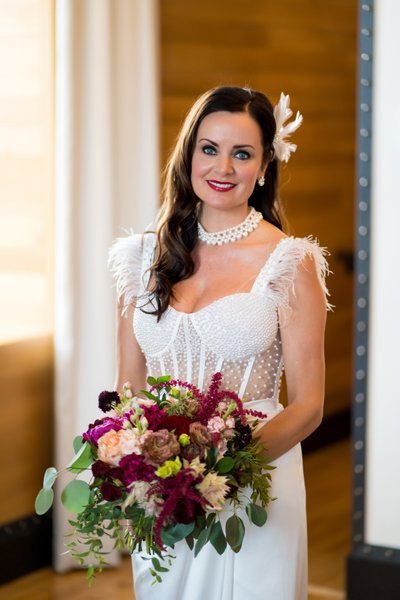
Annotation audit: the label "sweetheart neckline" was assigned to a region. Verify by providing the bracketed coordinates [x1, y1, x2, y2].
[167, 236, 290, 316]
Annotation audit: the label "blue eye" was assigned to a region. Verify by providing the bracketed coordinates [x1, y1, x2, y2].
[235, 150, 250, 160]
[202, 145, 217, 155]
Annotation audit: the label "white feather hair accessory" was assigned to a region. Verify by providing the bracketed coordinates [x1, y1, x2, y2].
[273, 92, 303, 163]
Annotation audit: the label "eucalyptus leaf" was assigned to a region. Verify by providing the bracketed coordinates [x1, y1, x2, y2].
[61, 479, 91, 513]
[66, 442, 93, 473]
[35, 487, 54, 515]
[245, 503, 268, 527]
[215, 456, 235, 474]
[225, 514, 245, 553]
[194, 526, 210, 558]
[73, 435, 84, 454]
[43, 467, 58, 489]
[209, 520, 227, 555]
[161, 522, 195, 546]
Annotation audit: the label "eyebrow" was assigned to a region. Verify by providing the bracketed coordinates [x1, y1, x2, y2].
[198, 137, 255, 150]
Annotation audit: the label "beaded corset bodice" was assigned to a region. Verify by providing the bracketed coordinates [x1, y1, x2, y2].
[110, 233, 330, 409]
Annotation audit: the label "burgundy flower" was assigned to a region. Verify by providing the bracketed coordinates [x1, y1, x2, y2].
[119, 453, 155, 485]
[150, 469, 206, 548]
[92, 460, 124, 481]
[98, 390, 120, 413]
[83, 417, 124, 446]
[173, 497, 205, 524]
[142, 404, 166, 430]
[157, 414, 191, 437]
[100, 481, 122, 501]
[182, 444, 201, 462]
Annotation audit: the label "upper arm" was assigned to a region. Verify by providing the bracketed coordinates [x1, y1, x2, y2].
[279, 254, 327, 418]
[115, 302, 147, 393]
[109, 233, 148, 392]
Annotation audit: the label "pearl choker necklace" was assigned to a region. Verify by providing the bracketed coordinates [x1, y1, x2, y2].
[197, 207, 263, 245]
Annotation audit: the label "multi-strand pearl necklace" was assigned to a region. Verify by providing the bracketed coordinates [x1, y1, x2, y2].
[197, 207, 263, 246]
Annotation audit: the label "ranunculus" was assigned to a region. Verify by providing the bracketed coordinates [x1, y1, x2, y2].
[189, 422, 211, 447]
[97, 429, 145, 466]
[98, 390, 120, 413]
[141, 429, 180, 466]
[196, 472, 229, 510]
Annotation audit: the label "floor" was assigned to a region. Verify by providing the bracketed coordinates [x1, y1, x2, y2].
[0, 439, 352, 600]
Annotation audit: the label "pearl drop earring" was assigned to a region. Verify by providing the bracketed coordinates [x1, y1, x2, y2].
[258, 175, 265, 187]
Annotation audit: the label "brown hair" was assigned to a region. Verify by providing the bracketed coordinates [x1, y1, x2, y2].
[147, 86, 282, 320]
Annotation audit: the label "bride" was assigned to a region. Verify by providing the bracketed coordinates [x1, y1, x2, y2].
[110, 85, 330, 600]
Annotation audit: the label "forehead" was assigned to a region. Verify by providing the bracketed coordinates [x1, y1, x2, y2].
[196, 111, 262, 145]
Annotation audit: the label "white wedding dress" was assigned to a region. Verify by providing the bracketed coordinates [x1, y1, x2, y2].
[109, 232, 330, 600]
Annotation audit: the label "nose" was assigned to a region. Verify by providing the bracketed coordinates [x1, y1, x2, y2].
[216, 153, 234, 175]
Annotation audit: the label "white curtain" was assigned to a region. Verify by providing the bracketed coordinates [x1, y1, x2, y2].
[54, 0, 159, 571]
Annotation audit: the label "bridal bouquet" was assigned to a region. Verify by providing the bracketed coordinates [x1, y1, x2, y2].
[35, 372, 274, 584]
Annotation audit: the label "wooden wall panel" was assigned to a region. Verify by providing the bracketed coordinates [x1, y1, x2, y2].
[160, 0, 357, 417]
[0, 337, 53, 525]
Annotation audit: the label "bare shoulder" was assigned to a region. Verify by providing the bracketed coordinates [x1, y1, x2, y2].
[251, 219, 287, 249]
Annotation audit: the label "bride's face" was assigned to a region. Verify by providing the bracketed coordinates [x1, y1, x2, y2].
[191, 110, 265, 212]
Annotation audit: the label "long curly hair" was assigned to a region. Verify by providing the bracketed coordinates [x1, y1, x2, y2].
[147, 86, 283, 320]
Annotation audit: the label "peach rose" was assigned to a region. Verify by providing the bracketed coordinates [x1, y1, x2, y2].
[97, 429, 143, 466]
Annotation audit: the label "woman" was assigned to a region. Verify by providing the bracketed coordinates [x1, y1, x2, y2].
[110, 86, 330, 600]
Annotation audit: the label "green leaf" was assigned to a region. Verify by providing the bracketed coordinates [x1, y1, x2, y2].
[156, 375, 171, 383]
[209, 520, 227, 555]
[43, 467, 58, 489]
[194, 526, 210, 557]
[61, 480, 91, 513]
[35, 487, 54, 515]
[73, 435, 84, 454]
[66, 442, 93, 473]
[161, 522, 195, 546]
[245, 503, 268, 527]
[215, 456, 235, 474]
[206, 446, 218, 469]
[147, 376, 157, 386]
[151, 557, 169, 573]
[185, 534, 194, 550]
[141, 390, 158, 401]
[225, 514, 245, 553]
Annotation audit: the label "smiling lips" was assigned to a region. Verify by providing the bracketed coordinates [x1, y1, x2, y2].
[206, 180, 237, 192]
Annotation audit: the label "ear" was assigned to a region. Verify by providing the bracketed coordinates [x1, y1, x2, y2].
[259, 160, 270, 179]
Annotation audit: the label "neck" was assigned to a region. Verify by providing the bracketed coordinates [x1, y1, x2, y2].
[198, 205, 250, 232]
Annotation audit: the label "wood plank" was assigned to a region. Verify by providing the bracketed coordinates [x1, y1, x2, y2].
[160, 0, 357, 420]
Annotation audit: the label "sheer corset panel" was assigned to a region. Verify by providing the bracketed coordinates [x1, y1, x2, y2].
[109, 231, 330, 408]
